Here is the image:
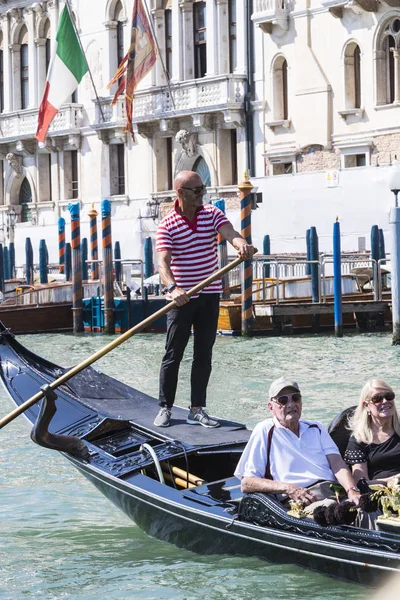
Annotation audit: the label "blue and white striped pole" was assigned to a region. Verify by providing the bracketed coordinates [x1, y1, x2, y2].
[333, 219, 343, 337]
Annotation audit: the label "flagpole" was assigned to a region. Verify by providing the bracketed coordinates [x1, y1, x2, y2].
[142, 0, 176, 111]
[64, 0, 107, 123]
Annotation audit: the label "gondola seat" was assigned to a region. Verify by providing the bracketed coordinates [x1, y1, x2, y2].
[328, 406, 356, 457]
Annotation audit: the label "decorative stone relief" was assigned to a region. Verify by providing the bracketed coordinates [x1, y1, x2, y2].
[6, 153, 23, 177]
[175, 130, 197, 157]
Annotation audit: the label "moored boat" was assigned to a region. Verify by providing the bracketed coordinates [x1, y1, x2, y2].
[0, 325, 400, 587]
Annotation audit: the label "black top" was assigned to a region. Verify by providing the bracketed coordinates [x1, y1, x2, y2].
[344, 432, 400, 480]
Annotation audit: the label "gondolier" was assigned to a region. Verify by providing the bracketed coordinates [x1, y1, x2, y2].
[154, 170, 255, 428]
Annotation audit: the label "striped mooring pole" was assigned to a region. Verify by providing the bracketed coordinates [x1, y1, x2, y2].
[213, 199, 229, 299]
[88, 204, 99, 280]
[239, 172, 254, 336]
[58, 217, 66, 274]
[25, 237, 33, 285]
[68, 202, 84, 333]
[102, 199, 115, 334]
[333, 219, 343, 338]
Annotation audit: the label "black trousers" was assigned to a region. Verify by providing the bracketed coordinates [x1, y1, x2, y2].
[159, 293, 220, 409]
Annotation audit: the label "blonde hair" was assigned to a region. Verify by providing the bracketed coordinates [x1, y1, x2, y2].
[349, 379, 400, 444]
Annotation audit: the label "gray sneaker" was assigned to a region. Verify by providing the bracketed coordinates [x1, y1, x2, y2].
[186, 407, 220, 428]
[154, 407, 171, 427]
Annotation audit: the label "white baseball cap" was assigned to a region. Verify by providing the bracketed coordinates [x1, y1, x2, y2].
[268, 377, 300, 400]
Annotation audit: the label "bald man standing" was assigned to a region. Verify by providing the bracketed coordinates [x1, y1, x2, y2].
[154, 170, 255, 428]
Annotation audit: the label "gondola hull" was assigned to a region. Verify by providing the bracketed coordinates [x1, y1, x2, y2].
[1, 326, 400, 587]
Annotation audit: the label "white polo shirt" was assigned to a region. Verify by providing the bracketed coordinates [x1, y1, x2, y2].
[234, 417, 340, 488]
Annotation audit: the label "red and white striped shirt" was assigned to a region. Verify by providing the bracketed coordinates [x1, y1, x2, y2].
[156, 200, 230, 297]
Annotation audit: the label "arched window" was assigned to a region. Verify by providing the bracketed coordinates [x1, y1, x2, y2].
[376, 17, 400, 105]
[272, 56, 288, 121]
[193, 156, 211, 187]
[19, 26, 29, 109]
[19, 178, 32, 223]
[344, 42, 361, 109]
[0, 32, 4, 113]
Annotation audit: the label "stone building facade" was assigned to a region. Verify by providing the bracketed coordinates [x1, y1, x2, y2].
[0, 0, 248, 261]
[252, 0, 400, 176]
[2, 0, 400, 260]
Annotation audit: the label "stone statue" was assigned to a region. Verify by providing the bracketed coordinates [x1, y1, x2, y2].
[175, 129, 197, 158]
[6, 153, 23, 177]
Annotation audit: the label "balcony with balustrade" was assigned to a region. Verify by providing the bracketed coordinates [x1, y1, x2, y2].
[93, 74, 247, 138]
[321, 0, 379, 18]
[251, 0, 291, 33]
[0, 104, 84, 149]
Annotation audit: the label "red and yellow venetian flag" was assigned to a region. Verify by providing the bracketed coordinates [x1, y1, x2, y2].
[108, 0, 157, 140]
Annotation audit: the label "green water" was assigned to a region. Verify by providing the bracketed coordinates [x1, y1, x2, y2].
[1, 331, 399, 600]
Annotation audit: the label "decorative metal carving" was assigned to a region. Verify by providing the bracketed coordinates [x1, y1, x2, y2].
[175, 129, 197, 158]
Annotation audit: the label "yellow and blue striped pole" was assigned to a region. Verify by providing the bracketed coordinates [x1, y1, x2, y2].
[102, 199, 115, 334]
[239, 172, 254, 336]
[88, 204, 99, 280]
[68, 202, 83, 333]
[58, 217, 65, 274]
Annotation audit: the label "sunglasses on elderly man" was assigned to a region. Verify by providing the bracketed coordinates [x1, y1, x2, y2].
[368, 392, 395, 404]
[271, 392, 302, 406]
[181, 185, 206, 195]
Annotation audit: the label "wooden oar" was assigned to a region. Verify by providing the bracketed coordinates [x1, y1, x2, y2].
[0, 254, 247, 430]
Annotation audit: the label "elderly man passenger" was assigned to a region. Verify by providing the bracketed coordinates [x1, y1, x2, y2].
[234, 377, 361, 508]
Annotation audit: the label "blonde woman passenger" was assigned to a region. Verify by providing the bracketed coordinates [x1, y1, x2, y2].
[344, 379, 400, 486]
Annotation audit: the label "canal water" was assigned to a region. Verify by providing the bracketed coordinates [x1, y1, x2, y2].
[1, 331, 400, 600]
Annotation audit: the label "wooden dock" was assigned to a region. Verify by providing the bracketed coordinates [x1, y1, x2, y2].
[218, 298, 391, 335]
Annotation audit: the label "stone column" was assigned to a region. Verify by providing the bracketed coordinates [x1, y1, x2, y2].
[47, 0, 60, 55]
[10, 44, 22, 111]
[104, 21, 118, 96]
[235, 0, 246, 75]
[152, 8, 167, 86]
[393, 48, 400, 104]
[35, 38, 47, 105]
[216, 0, 229, 75]
[205, 0, 216, 76]
[171, 0, 181, 81]
[0, 15, 11, 112]
[23, 7, 37, 108]
[180, 1, 194, 80]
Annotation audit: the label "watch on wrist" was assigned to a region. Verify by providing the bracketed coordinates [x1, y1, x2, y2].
[346, 486, 360, 494]
[162, 283, 177, 295]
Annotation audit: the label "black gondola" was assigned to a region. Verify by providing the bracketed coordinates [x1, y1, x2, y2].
[1, 327, 400, 587]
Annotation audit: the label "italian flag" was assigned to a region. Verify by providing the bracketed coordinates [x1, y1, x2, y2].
[35, 7, 88, 143]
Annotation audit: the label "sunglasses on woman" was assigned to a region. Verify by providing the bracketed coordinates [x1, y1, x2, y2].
[271, 392, 302, 406]
[368, 392, 395, 404]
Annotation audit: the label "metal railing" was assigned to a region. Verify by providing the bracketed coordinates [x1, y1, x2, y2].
[225, 253, 389, 305]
